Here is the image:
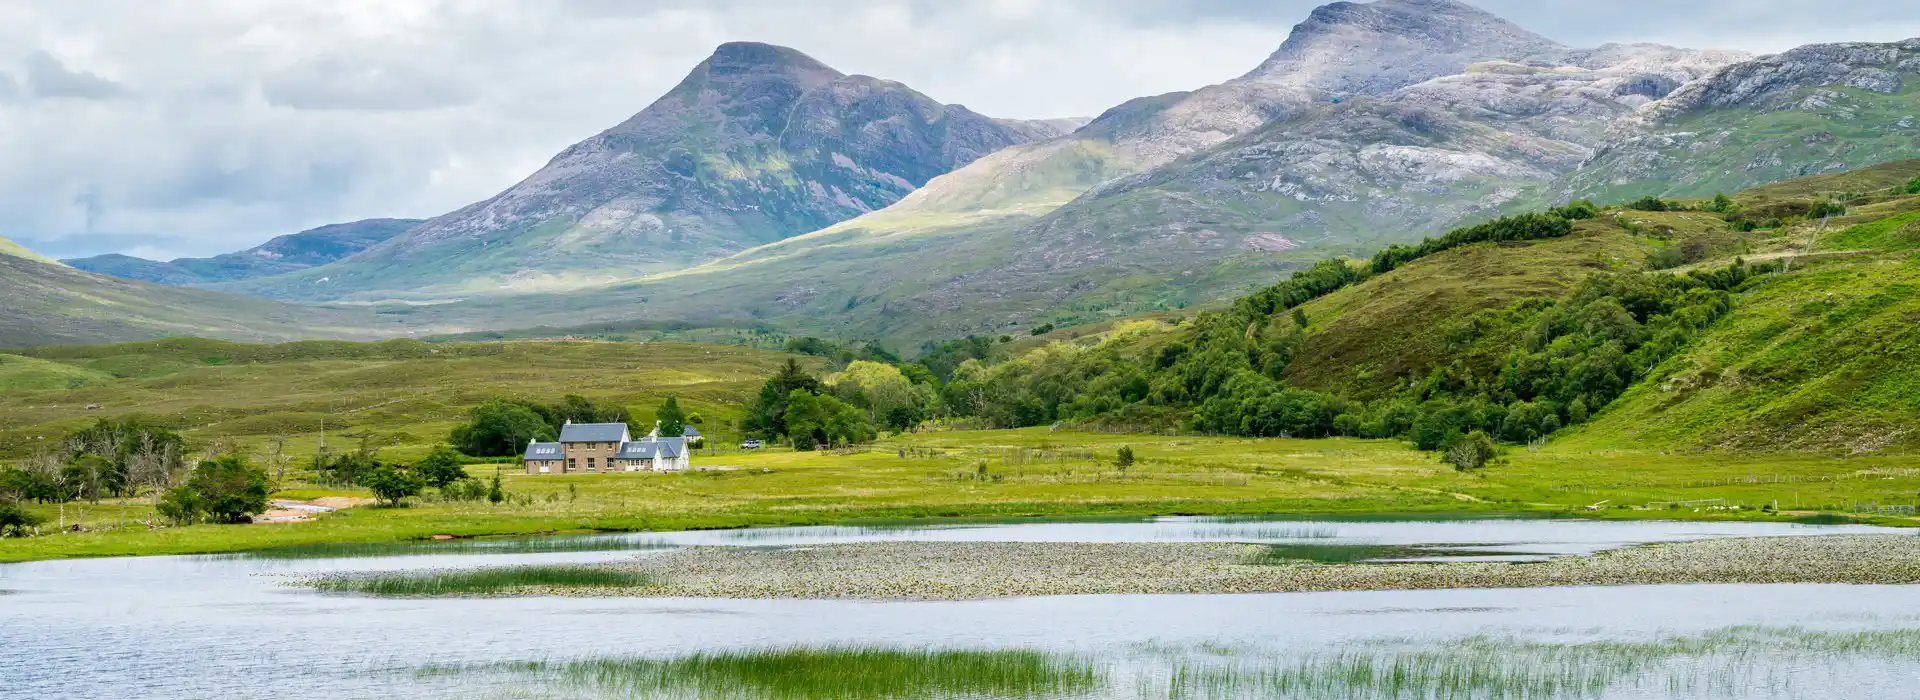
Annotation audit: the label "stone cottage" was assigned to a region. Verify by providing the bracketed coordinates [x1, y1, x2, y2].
[522, 421, 691, 474]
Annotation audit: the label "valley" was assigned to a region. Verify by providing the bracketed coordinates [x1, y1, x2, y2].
[7, 3, 1920, 698]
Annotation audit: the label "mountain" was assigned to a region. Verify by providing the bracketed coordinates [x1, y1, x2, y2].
[0, 233, 410, 348]
[63, 218, 421, 286]
[1555, 39, 1920, 202]
[230, 42, 1070, 302]
[395, 0, 1726, 346]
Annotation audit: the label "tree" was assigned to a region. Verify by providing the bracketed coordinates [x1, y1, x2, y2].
[186, 455, 270, 524]
[414, 445, 468, 489]
[0, 502, 44, 537]
[1444, 430, 1497, 471]
[487, 470, 505, 504]
[1291, 307, 1310, 329]
[742, 360, 823, 441]
[785, 390, 827, 451]
[361, 464, 424, 507]
[884, 405, 924, 433]
[1030, 323, 1055, 336]
[1116, 446, 1136, 470]
[824, 400, 876, 446]
[655, 395, 687, 437]
[451, 400, 556, 457]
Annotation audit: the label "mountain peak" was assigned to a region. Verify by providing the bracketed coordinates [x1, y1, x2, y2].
[699, 42, 844, 86]
[1239, 0, 1564, 96]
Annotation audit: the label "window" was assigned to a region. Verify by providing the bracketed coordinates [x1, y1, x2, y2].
[587, 457, 596, 471]
[566, 458, 576, 471]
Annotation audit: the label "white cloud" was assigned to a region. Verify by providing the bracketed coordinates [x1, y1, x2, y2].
[4, 0, 1917, 260]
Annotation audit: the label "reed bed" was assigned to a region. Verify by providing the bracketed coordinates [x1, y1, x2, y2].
[422, 647, 1101, 699]
[233, 534, 672, 559]
[310, 565, 655, 597]
[1152, 626, 1920, 699]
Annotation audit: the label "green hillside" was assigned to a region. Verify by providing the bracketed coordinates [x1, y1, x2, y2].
[0, 235, 422, 348]
[928, 160, 1920, 456]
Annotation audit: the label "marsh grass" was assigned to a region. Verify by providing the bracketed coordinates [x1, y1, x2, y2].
[1242, 544, 1528, 564]
[1180, 526, 1339, 540]
[423, 647, 1101, 699]
[1157, 626, 1920, 699]
[233, 534, 673, 559]
[310, 565, 654, 596]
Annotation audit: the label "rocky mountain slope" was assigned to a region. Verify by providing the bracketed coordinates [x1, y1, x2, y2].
[1556, 39, 1920, 202]
[395, 0, 1748, 346]
[229, 42, 1069, 302]
[64, 218, 421, 286]
[0, 234, 407, 348]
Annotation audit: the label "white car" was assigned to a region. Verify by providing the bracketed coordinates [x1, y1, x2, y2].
[741, 439, 763, 450]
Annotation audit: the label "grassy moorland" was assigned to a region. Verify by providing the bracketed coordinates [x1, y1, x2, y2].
[0, 338, 805, 462]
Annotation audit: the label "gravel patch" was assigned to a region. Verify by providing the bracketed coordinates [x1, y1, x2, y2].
[606, 535, 1920, 600]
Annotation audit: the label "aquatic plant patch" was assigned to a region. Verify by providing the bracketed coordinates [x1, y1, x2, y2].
[232, 534, 673, 559]
[309, 565, 654, 596]
[420, 647, 1101, 699]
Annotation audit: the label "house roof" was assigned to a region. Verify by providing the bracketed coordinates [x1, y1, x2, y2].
[559, 422, 629, 443]
[681, 426, 702, 438]
[523, 441, 563, 460]
[617, 437, 685, 459]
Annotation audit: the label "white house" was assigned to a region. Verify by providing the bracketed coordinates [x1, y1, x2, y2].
[522, 421, 691, 474]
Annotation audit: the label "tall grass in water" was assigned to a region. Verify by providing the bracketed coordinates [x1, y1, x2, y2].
[233, 534, 671, 559]
[1156, 626, 1920, 699]
[311, 565, 653, 596]
[425, 647, 1101, 699]
[1241, 544, 1528, 564]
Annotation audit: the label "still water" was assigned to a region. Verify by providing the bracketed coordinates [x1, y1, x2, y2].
[2, 517, 1915, 699]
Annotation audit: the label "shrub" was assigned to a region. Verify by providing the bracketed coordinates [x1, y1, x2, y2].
[156, 485, 202, 525]
[1809, 198, 1847, 218]
[187, 455, 270, 524]
[1444, 431, 1497, 471]
[1115, 446, 1135, 470]
[414, 445, 468, 489]
[1029, 323, 1055, 336]
[487, 472, 505, 504]
[361, 464, 425, 507]
[1627, 196, 1671, 212]
[1548, 199, 1598, 220]
[0, 502, 44, 537]
[1905, 177, 1920, 195]
[1646, 245, 1687, 270]
[440, 478, 489, 502]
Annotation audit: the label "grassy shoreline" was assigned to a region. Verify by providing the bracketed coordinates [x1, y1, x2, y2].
[295, 535, 1920, 600]
[4, 428, 1918, 564]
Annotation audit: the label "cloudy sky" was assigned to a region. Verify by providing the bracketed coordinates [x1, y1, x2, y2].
[8, 0, 1918, 261]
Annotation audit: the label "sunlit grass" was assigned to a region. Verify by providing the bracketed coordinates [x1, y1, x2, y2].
[310, 565, 653, 596]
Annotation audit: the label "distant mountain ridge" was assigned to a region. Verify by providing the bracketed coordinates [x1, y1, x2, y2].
[225, 42, 1074, 302]
[64, 218, 421, 286]
[0, 233, 407, 348]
